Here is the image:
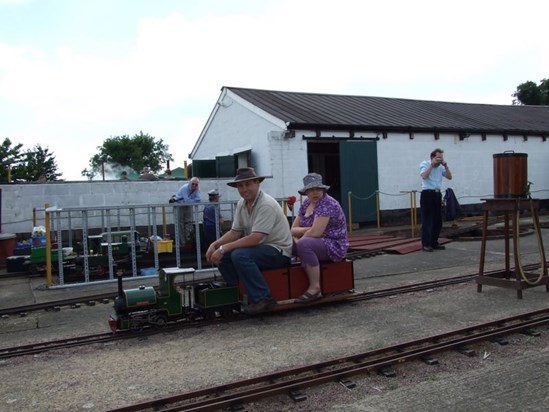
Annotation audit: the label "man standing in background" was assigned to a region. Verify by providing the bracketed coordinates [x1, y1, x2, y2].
[171, 177, 202, 245]
[419, 148, 452, 252]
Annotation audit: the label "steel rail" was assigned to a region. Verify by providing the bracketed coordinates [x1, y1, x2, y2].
[1, 261, 543, 317]
[108, 308, 549, 412]
[0, 293, 116, 316]
[0, 277, 218, 316]
[0, 265, 543, 360]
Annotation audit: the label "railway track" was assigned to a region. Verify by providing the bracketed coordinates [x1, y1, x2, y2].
[1, 261, 545, 361]
[0, 293, 115, 317]
[0, 248, 402, 318]
[0, 268, 509, 360]
[2, 261, 544, 317]
[107, 308, 549, 412]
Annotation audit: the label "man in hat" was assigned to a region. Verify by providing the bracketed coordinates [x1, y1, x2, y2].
[206, 167, 292, 315]
[202, 189, 224, 250]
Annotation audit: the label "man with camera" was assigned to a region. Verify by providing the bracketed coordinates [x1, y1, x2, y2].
[419, 148, 453, 252]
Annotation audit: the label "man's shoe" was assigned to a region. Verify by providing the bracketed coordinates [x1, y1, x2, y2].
[422, 246, 434, 252]
[433, 245, 446, 250]
[242, 297, 276, 315]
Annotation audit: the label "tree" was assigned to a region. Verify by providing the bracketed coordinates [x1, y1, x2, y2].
[0, 138, 24, 182]
[82, 131, 173, 179]
[540, 78, 549, 105]
[12, 145, 62, 182]
[0, 138, 62, 182]
[512, 78, 549, 105]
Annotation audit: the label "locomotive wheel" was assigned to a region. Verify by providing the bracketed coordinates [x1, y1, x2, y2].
[130, 320, 145, 332]
[203, 310, 216, 321]
[152, 314, 168, 328]
[221, 309, 235, 318]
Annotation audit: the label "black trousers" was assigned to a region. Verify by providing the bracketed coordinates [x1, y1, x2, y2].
[203, 225, 219, 250]
[420, 191, 442, 247]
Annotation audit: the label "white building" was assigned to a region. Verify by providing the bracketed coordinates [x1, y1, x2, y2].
[190, 87, 549, 224]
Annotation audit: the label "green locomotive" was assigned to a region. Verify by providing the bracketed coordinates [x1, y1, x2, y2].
[109, 267, 240, 332]
[109, 260, 356, 332]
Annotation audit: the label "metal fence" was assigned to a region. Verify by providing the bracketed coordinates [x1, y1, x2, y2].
[34, 198, 294, 288]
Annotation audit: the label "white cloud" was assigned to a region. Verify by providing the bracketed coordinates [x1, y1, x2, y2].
[1, 0, 548, 180]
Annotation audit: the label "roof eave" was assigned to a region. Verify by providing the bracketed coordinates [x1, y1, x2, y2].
[286, 122, 548, 136]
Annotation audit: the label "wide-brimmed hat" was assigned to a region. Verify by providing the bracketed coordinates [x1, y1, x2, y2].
[298, 173, 330, 195]
[208, 189, 220, 198]
[227, 167, 266, 187]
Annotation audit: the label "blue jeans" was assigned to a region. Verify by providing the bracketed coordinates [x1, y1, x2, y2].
[218, 245, 291, 303]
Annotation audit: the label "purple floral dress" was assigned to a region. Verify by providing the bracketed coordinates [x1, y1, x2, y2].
[297, 193, 349, 261]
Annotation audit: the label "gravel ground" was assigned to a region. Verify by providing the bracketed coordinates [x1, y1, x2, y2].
[2, 281, 549, 411]
[2, 228, 549, 411]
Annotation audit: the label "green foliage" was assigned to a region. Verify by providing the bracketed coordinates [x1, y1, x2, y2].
[0, 138, 24, 182]
[0, 138, 60, 182]
[13, 145, 62, 182]
[540, 78, 549, 105]
[512, 78, 549, 105]
[82, 131, 173, 179]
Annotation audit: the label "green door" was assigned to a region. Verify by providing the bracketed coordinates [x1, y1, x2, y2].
[339, 140, 378, 224]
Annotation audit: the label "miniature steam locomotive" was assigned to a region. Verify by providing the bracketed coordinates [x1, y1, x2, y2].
[109, 260, 355, 332]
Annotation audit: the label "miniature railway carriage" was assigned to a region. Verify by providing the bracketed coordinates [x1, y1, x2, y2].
[252, 260, 355, 302]
[109, 260, 355, 332]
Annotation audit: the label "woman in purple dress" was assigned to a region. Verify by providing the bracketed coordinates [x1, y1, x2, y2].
[291, 173, 349, 303]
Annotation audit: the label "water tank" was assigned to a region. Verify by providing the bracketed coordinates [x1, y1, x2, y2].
[493, 152, 528, 198]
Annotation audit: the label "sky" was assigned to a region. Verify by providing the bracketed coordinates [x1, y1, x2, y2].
[1, 0, 548, 181]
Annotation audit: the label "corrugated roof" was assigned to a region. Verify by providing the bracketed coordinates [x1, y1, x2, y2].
[226, 87, 549, 135]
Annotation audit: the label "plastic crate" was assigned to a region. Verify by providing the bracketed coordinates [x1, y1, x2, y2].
[156, 240, 173, 254]
[6, 255, 30, 273]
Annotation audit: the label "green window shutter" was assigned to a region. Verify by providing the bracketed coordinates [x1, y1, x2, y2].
[216, 155, 237, 177]
[192, 160, 216, 178]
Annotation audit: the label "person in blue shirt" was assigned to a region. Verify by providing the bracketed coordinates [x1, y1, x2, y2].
[171, 177, 202, 245]
[172, 177, 202, 203]
[419, 148, 453, 252]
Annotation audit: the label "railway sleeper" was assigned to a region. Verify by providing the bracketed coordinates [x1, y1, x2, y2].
[456, 346, 476, 357]
[228, 402, 246, 411]
[521, 328, 541, 337]
[377, 366, 397, 377]
[338, 378, 357, 390]
[289, 388, 308, 402]
[420, 354, 439, 365]
[490, 336, 509, 345]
